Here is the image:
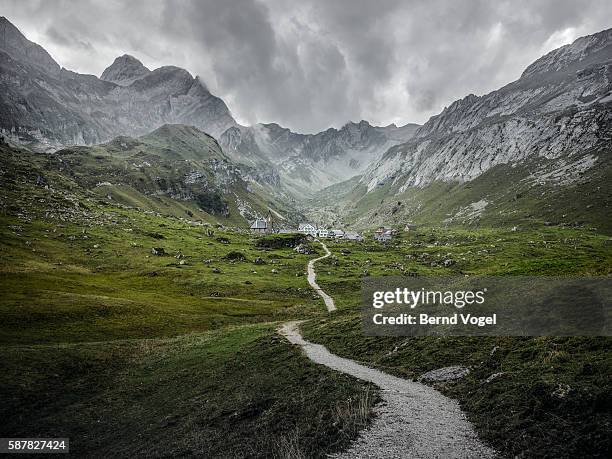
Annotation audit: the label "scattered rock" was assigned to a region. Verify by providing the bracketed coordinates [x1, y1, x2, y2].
[418, 366, 470, 382]
[151, 247, 166, 256]
[212, 267, 221, 273]
[271, 268, 278, 274]
[224, 251, 247, 261]
[484, 372, 505, 384]
[254, 257, 266, 265]
[552, 383, 572, 399]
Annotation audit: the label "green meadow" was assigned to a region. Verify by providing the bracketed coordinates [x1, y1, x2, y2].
[303, 227, 612, 458]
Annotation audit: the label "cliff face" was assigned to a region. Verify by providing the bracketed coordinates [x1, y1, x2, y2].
[359, 28, 612, 193]
[0, 19, 237, 150]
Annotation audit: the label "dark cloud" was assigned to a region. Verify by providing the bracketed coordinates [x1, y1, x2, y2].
[1, 0, 611, 132]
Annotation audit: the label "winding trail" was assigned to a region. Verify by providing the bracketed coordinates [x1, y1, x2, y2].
[307, 240, 336, 311]
[280, 322, 495, 458]
[282, 240, 496, 458]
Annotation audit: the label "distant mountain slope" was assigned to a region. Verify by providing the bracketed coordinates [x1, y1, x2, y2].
[334, 28, 612, 232]
[0, 17, 237, 150]
[220, 120, 419, 195]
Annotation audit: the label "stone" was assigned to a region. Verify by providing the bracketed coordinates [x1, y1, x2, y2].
[151, 247, 166, 256]
[418, 366, 470, 382]
[485, 372, 505, 384]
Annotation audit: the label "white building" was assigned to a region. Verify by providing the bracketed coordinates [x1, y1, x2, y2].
[318, 228, 329, 238]
[374, 226, 394, 242]
[298, 223, 318, 237]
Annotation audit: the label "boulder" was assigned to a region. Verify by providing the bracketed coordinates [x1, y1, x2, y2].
[151, 247, 166, 256]
[418, 366, 470, 382]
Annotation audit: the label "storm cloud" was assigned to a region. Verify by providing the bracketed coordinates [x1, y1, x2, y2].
[2, 0, 611, 132]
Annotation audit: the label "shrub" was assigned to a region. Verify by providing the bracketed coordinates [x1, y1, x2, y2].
[255, 233, 306, 249]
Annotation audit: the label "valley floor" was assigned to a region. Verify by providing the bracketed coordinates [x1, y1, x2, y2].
[0, 173, 610, 457]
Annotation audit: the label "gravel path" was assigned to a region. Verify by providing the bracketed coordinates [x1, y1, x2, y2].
[307, 240, 336, 311]
[279, 322, 496, 458]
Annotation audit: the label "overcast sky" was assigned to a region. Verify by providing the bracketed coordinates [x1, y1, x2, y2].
[2, 0, 611, 133]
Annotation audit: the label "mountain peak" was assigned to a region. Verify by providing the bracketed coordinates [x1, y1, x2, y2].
[0, 16, 60, 75]
[101, 54, 150, 86]
[522, 28, 612, 78]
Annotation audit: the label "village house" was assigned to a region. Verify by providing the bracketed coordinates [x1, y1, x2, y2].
[374, 226, 394, 242]
[250, 211, 275, 234]
[250, 219, 268, 233]
[318, 228, 329, 238]
[330, 229, 345, 239]
[298, 223, 318, 237]
[344, 231, 363, 241]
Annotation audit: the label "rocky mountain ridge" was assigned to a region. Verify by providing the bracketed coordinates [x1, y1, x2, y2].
[356, 28, 611, 192]
[220, 120, 419, 195]
[0, 17, 419, 197]
[0, 17, 237, 149]
[306, 28, 611, 231]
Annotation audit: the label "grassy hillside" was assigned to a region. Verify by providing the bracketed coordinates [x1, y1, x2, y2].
[0, 146, 376, 457]
[10, 125, 300, 228]
[1, 323, 377, 457]
[315, 148, 612, 234]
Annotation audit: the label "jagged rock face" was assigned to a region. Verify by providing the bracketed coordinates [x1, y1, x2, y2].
[0, 19, 237, 150]
[220, 119, 419, 194]
[0, 16, 60, 76]
[100, 54, 151, 85]
[360, 28, 612, 194]
[0, 17, 418, 196]
[522, 29, 612, 78]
